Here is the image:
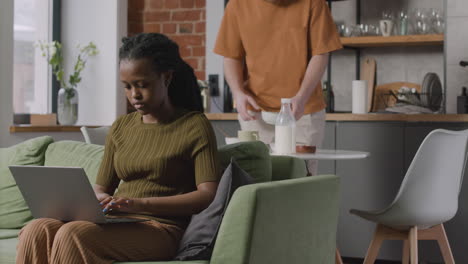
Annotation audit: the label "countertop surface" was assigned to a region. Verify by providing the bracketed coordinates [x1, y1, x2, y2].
[10, 113, 468, 133]
[205, 113, 468, 122]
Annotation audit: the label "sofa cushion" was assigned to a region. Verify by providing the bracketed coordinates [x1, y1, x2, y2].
[0, 237, 17, 264]
[117, 261, 208, 264]
[174, 159, 254, 261]
[217, 141, 271, 183]
[0, 136, 54, 229]
[44, 141, 104, 184]
[0, 229, 20, 239]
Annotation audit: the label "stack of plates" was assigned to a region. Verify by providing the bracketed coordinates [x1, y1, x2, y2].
[421, 73, 443, 111]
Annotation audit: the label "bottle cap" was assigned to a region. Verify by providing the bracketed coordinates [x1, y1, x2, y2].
[281, 98, 292, 103]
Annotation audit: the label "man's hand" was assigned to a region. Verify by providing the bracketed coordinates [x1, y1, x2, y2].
[233, 90, 260, 121]
[291, 95, 308, 120]
[223, 57, 260, 120]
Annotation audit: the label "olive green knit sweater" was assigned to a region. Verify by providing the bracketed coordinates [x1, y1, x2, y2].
[96, 110, 220, 228]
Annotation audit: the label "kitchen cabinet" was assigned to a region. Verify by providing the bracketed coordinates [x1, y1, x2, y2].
[335, 122, 405, 260]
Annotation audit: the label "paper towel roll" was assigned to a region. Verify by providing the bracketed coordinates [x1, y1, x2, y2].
[352, 80, 368, 114]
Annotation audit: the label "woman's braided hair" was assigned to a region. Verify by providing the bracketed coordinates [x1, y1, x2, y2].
[119, 33, 203, 112]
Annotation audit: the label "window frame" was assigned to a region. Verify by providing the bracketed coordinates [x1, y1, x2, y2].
[13, 0, 61, 121]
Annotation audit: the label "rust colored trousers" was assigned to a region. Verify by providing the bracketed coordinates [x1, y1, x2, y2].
[16, 218, 183, 264]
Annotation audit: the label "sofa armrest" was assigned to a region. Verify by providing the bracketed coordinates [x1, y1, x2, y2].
[210, 174, 340, 264]
[270, 155, 308, 181]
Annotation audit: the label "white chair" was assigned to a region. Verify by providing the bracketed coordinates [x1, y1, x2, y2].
[350, 129, 468, 264]
[80, 126, 110, 145]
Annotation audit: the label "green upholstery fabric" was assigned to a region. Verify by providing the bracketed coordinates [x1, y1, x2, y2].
[218, 141, 271, 183]
[0, 229, 20, 239]
[0, 136, 54, 228]
[0, 237, 17, 264]
[0, 138, 340, 264]
[211, 175, 340, 264]
[270, 155, 308, 181]
[118, 261, 208, 264]
[44, 141, 104, 184]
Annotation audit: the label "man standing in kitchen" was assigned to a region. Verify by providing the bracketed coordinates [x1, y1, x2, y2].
[214, 0, 343, 175]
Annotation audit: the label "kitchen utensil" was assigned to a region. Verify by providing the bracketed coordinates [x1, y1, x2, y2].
[238, 130, 259, 142]
[421, 73, 441, 109]
[360, 57, 376, 112]
[427, 73, 443, 111]
[380, 20, 394, 36]
[261, 111, 278, 125]
[372, 82, 421, 112]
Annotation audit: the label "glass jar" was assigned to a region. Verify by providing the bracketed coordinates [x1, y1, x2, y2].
[57, 87, 78, 125]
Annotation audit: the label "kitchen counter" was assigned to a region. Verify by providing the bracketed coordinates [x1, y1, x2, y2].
[10, 113, 468, 133]
[205, 113, 468, 122]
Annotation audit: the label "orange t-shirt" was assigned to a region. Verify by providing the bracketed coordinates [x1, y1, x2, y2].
[214, 0, 343, 114]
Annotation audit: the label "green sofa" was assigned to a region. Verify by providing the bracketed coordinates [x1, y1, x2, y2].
[0, 136, 340, 264]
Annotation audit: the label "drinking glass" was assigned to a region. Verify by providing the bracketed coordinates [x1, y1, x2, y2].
[397, 10, 408, 35]
[433, 18, 445, 34]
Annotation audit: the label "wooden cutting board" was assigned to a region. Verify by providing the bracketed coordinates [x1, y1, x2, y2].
[372, 82, 422, 112]
[360, 57, 376, 112]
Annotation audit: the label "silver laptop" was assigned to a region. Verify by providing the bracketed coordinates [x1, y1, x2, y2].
[9, 165, 147, 224]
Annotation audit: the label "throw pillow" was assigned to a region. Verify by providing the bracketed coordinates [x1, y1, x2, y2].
[44, 141, 104, 184]
[0, 136, 54, 228]
[174, 158, 254, 260]
[218, 141, 272, 183]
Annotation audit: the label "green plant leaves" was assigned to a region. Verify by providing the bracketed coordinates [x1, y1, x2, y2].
[36, 41, 98, 90]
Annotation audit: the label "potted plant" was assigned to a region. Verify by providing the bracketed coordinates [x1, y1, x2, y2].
[37, 41, 98, 125]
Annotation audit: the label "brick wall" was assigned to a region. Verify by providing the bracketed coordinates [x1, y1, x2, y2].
[128, 0, 206, 80]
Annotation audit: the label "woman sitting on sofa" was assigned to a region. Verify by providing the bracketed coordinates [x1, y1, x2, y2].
[16, 33, 221, 264]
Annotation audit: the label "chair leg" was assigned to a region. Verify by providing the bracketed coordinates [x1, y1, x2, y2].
[402, 240, 409, 264]
[335, 248, 343, 264]
[363, 225, 385, 264]
[408, 226, 418, 264]
[434, 224, 455, 264]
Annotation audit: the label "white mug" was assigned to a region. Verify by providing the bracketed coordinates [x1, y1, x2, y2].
[238, 130, 259, 142]
[380, 20, 394, 37]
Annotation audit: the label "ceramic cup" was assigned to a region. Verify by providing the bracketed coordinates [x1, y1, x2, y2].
[380, 19, 394, 37]
[238, 130, 259, 142]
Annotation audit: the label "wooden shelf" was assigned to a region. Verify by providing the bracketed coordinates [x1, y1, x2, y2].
[341, 34, 444, 48]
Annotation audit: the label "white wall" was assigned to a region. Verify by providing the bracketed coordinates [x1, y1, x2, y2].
[0, 0, 127, 147]
[62, 0, 127, 125]
[206, 0, 225, 113]
[0, 0, 15, 147]
[446, 0, 468, 113]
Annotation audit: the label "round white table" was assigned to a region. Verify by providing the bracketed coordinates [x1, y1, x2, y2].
[270, 149, 370, 160]
[271, 148, 370, 264]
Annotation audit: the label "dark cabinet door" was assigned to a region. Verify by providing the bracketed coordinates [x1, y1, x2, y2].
[335, 122, 405, 260]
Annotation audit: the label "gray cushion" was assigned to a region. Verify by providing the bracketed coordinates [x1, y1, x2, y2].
[174, 158, 253, 260]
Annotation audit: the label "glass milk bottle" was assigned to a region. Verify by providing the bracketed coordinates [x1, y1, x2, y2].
[275, 98, 296, 154]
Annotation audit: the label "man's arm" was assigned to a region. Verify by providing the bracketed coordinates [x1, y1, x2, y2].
[224, 57, 260, 121]
[292, 53, 329, 120]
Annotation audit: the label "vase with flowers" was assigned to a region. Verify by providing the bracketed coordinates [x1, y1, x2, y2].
[37, 41, 98, 125]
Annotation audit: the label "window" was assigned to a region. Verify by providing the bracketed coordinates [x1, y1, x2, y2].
[13, 0, 56, 114]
